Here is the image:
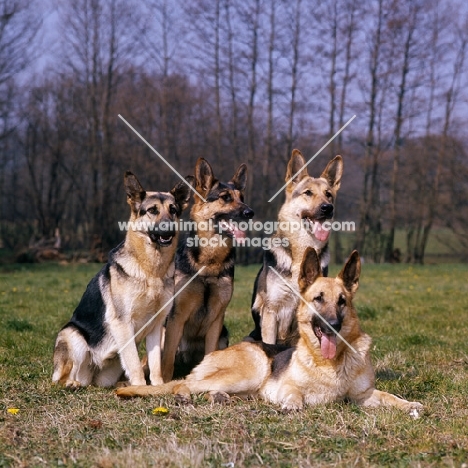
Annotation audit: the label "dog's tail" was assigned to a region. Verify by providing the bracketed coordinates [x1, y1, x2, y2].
[115, 381, 181, 398]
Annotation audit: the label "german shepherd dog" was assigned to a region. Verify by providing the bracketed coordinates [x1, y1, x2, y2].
[161, 158, 254, 382]
[52, 172, 191, 388]
[117, 248, 423, 416]
[247, 149, 343, 346]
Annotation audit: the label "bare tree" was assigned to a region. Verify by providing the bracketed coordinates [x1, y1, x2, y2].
[354, 0, 386, 259]
[21, 80, 74, 239]
[182, 0, 225, 161]
[223, 0, 241, 162]
[57, 0, 139, 250]
[417, 13, 468, 263]
[319, 0, 360, 263]
[285, 0, 302, 159]
[238, 0, 261, 187]
[384, 0, 425, 262]
[141, 0, 188, 161]
[0, 0, 41, 246]
[260, 0, 277, 214]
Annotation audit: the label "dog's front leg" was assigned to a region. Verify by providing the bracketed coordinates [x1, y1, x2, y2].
[260, 307, 278, 345]
[358, 389, 423, 413]
[146, 324, 164, 386]
[205, 282, 232, 354]
[110, 321, 146, 386]
[205, 312, 226, 355]
[277, 384, 304, 410]
[347, 364, 423, 414]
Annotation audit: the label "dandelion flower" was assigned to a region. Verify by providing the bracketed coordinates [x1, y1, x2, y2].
[152, 407, 169, 415]
[7, 408, 19, 415]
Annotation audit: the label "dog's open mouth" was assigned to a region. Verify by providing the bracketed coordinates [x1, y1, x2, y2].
[148, 232, 175, 246]
[314, 326, 337, 360]
[217, 220, 247, 241]
[303, 217, 331, 242]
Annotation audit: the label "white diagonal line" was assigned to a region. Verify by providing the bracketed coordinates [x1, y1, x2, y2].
[268, 114, 356, 202]
[117, 266, 206, 354]
[268, 267, 357, 354]
[118, 114, 206, 202]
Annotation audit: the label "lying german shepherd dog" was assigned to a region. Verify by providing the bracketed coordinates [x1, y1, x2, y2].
[52, 172, 191, 388]
[247, 149, 343, 346]
[161, 158, 254, 382]
[117, 248, 423, 415]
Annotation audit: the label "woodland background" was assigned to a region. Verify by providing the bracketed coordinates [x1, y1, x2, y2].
[1, 0, 467, 264]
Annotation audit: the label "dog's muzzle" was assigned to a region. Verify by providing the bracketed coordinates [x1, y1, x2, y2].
[312, 315, 342, 360]
[148, 229, 177, 247]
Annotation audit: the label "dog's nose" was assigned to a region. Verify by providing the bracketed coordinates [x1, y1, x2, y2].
[243, 208, 254, 219]
[320, 203, 334, 217]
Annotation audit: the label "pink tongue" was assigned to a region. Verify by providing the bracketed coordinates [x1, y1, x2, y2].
[320, 334, 337, 359]
[314, 223, 331, 242]
[232, 226, 246, 240]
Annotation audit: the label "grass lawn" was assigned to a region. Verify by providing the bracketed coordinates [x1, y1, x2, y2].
[0, 261, 467, 467]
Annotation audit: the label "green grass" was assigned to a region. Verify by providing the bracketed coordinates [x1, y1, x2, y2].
[1, 262, 468, 467]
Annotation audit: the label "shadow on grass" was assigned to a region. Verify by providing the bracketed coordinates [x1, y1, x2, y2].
[5, 318, 34, 332]
[375, 368, 403, 381]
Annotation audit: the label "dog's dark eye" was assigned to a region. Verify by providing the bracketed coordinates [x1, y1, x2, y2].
[169, 205, 178, 215]
[314, 294, 323, 303]
[338, 295, 346, 307]
[325, 191, 332, 199]
[221, 193, 232, 202]
[147, 206, 159, 215]
[304, 190, 313, 197]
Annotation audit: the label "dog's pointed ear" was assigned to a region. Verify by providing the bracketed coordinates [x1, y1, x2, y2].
[285, 149, 309, 189]
[124, 171, 146, 211]
[298, 247, 322, 292]
[194, 158, 214, 199]
[320, 155, 343, 191]
[338, 250, 361, 294]
[170, 177, 194, 212]
[230, 163, 247, 191]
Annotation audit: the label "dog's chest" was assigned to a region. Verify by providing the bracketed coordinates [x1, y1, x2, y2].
[112, 267, 175, 324]
[291, 348, 356, 403]
[302, 365, 349, 404]
[139, 272, 173, 303]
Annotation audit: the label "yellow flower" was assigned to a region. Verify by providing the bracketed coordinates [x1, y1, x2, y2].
[7, 408, 19, 415]
[152, 407, 169, 415]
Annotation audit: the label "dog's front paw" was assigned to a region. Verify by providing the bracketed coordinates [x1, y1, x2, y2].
[206, 391, 231, 404]
[281, 394, 303, 411]
[407, 402, 424, 419]
[173, 383, 192, 405]
[174, 393, 192, 405]
[64, 380, 82, 390]
[129, 377, 147, 386]
[115, 380, 131, 388]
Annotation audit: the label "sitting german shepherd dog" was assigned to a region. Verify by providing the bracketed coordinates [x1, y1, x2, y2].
[161, 158, 254, 382]
[247, 149, 343, 346]
[52, 172, 191, 388]
[117, 248, 423, 415]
